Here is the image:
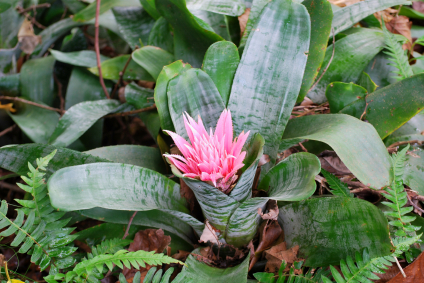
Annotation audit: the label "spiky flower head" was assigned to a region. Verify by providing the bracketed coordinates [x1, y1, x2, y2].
[164, 109, 250, 193]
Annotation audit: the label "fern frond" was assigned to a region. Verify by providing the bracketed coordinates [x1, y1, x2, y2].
[90, 238, 132, 257]
[382, 20, 413, 81]
[321, 169, 353, 198]
[0, 150, 77, 272]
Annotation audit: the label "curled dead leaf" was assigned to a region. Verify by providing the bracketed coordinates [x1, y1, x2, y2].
[387, 251, 424, 282]
[264, 243, 300, 274]
[199, 220, 220, 245]
[258, 200, 279, 221]
[319, 150, 351, 175]
[18, 18, 41, 54]
[386, 16, 413, 52]
[238, 8, 250, 36]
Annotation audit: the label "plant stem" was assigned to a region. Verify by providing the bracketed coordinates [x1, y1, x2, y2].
[95, 0, 110, 99]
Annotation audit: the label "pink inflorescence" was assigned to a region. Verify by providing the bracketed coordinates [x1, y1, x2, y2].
[164, 109, 250, 192]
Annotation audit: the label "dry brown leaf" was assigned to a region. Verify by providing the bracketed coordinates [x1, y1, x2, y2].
[386, 16, 413, 52]
[238, 8, 250, 36]
[264, 244, 299, 274]
[387, 251, 424, 282]
[319, 150, 351, 175]
[258, 200, 279, 221]
[18, 18, 41, 54]
[199, 220, 220, 245]
[412, 2, 424, 14]
[374, 263, 404, 282]
[249, 220, 282, 270]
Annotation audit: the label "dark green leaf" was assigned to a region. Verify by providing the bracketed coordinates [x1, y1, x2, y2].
[279, 197, 392, 267]
[155, 0, 223, 67]
[202, 41, 239, 106]
[191, 10, 231, 41]
[132, 46, 174, 80]
[0, 45, 21, 73]
[148, 17, 174, 53]
[384, 110, 424, 147]
[238, 0, 269, 50]
[228, 0, 310, 161]
[297, 0, 333, 103]
[73, 0, 140, 22]
[112, 6, 155, 49]
[326, 82, 367, 113]
[308, 30, 385, 103]
[0, 73, 20, 96]
[186, 0, 245, 16]
[399, 5, 424, 20]
[358, 72, 377, 94]
[364, 52, 398, 90]
[404, 148, 424, 196]
[124, 82, 155, 109]
[50, 50, 109, 68]
[281, 114, 391, 189]
[0, 5, 23, 49]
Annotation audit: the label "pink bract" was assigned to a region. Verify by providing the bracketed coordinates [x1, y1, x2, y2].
[164, 109, 250, 192]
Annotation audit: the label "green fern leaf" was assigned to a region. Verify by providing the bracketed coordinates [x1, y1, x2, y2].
[90, 238, 132, 257]
[321, 169, 353, 198]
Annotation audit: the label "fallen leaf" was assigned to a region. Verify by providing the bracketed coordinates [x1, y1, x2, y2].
[319, 150, 351, 175]
[374, 262, 404, 282]
[388, 251, 424, 282]
[18, 18, 41, 54]
[238, 8, 250, 36]
[258, 200, 279, 221]
[386, 16, 413, 52]
[264, 244, 299, 274]
[199, 220, 220, 245]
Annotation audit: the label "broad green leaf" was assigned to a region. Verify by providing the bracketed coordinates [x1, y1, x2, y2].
[60, 28, 88, 52]
[8, 103, 59, 144]
[88, 55, 155, 81]
[140, 0, 161, 19]
[0, 144, 108, 177]
[228, 0, 310, 161]
[0, 73, 19, 96]
[85, 145, 166, 174]
[48, 163, 189, 213]
[154, 60, 191, 132]
[50, 50, 109, 68]
[148, 17, 174, 53]
[384, 110, 424, 147]
[332, 0, 411, 36]
[20, 56, 55, 105]
[238, 0, 269, 50]
[404, 148, 424, 196]
[80, 208, 203, 245]
[186, 0, 245, 16]
[0, 5, 22, 49]
[132, 46, 174, 80]
[190, 10, 231, 41]
[308, 30, 385, 103]
[225, 15, 241, 46]
[364, 52, 397, 89]
[112, 6, 155, 49]
[124, 82, 155, 109]
[62, 0, 87, 14]
[0, 45, 21, 74]
[259, 152, 320, 201]
[358, 72, 377, 94]
[202, 41, 239, 106]
[73, 0, 140, 22]
[48, 100, 120, 147]
[297, 0, 333, 103]
[155, 0, 223, 67]
[341, 74, 424, 139]
[281, 114, 391, 189]
[167, 68, 225, 140]
[399, 5, 424, 20]
[326, 82, 367, 113]
[176, 248, 249, 282]
[279, 197, 392, 267]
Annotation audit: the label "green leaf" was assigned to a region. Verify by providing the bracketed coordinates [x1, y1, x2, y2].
[148, 17, 174, 53]
[0, 144, 109, 177]
[154, 61, 191, 132]
[124, 82, 155, 109]
[384, 110, 424, 147]
[9, 103, 59, 144]
[85, 145, 166, 174]
[399, 5, 424, 20]
[331, 0, 411, 36]
[321, 169, 353, 198]
[132, 46, 175, 80]
[72, 0, 140, 22]
[259, 152, 321, 201]
[202, 41, 240, 106]
[238, 0, 269, 50]
[279, 197, 392, 267]
[0, 73, 19, 96]
[48, 100, 120, 148]
[20, 56, 56, 105]
[0, 45, 21, 74]
[326, 82, 367, 113]
[155, 0, 223, 67]
[404, 148, 424, 196]
[112, 6, 155, 49]
[186, 0, 245, 16]
[228, 0, 310, 161]
[307, 30, 385, 103]
[176, 248, 249, 282]
[0, 4, 22, 49]
[280, 114, 391, 189]
[358, 72, 377, 94]
[88, 55, 155, 81]
[167, 68, 225, 141]
[364, 52, 398, 90]
[191, 10, 231, 41]
[297, 0, 333, 103]
[48, 163, 189, 213]
[341, 74, 424, 139]
[50, 50, 109, 68]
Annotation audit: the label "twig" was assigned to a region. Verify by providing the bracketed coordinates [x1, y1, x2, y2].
[16, 9, 46, 29]
[94, 0, 110, 99]
[308, 27, 336, 93]
[396, 5, 403, 17]
[0, 125, 16, 138]
[359, 100, 369, 121]
[406, 192, 424, 214]
[111, 53, 135, 98]
[298, 142, 308, 152]
[60, 6, 68, 20]
[16, 3, 50, 14]
[0, 174, 19, 182]
[388, 140, 423, 149]
[0, 181, 25, 193]
[0, 96, 65, 114]
[103, 105, 157, 118]
[123, 211, 138, 240]
[394, 256, 406, 278]
[53, 74, 65, 114]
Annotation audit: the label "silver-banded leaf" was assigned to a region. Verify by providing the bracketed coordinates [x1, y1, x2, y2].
[167, 68, 225, 140]
[124, 82, 155, 110]
[148, 17, 174, 53]
[186, 0, 245, 16]
[50, 50, 108, 68]
[228, 0, 310, 161]
[48, 163, 189, 213]
[279, 197, 392, 267]
[332, 0, 411, 36]
[238, 0, 269, 50]
[307, 30, 385, 103]
[132, 46, 174, 80]
[154, 60, 192, 132]
[281, 114, 391, 189]
[202, 41, 240, 106]
[48, 100, 121, 147]
[190, 10, 231, 41]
